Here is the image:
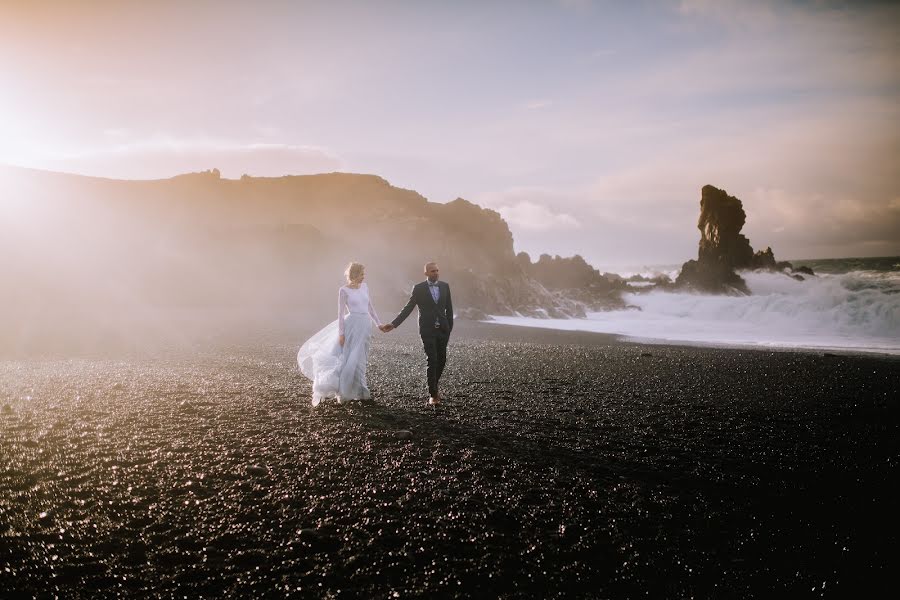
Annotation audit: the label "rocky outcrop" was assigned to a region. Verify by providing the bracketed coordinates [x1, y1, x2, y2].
[675, 257, 750, 294]
[455, 271, 588, 318]
[517, 252, 627, 311]
[676, 185, 814, 293]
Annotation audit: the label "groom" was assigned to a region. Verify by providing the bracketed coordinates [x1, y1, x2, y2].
[381, 262, 453, 405]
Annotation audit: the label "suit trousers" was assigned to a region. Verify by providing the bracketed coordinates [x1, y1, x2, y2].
[421, 332, 450, 396]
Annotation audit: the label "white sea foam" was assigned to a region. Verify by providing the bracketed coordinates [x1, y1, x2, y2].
[606, 264, 681, 281]
[490, 270, 900, 355]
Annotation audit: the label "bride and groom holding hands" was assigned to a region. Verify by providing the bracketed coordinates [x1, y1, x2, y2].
[297, 261, 453, 407]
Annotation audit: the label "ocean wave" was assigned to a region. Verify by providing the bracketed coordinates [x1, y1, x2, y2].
[612, 265, 681, 281]
[489, 269, 900, 354]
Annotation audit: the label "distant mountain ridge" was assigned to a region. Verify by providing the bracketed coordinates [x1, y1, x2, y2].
[0, 165, 617, 351]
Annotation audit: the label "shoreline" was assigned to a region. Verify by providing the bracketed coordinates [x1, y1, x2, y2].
[480, 316, 900, 359]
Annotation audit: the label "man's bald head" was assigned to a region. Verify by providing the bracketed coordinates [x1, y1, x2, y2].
[425, 263, 439, 282]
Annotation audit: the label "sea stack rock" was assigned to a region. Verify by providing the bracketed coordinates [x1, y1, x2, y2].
[696, 184, 754, 269]
[676, 185, 813, 294]
[676, 185, 753, 294]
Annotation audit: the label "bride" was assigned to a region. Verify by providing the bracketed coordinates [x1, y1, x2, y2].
[297, 262, 383, 406]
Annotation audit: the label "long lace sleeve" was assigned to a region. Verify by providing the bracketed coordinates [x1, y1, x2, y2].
[358, 283, 381, 326]
[368, 297, 382, 327]
[338, 287, 348, 336]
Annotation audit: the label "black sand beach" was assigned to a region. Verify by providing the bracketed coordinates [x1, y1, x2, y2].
[1, 321, 898, 598]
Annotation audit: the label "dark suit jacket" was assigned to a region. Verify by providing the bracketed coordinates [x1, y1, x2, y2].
[391, 280, 453, 337]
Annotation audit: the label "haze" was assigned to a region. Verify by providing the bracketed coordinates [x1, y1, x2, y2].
[1, 0, 898, 266]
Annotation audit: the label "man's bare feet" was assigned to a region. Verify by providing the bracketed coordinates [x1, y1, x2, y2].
[428, 392, 441, 406]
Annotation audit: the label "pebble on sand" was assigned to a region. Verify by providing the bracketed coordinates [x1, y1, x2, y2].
[246, 465, 269, 477]
[395, 430, 413, 441]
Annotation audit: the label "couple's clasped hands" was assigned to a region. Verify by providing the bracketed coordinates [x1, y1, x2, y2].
[340, 324, 392, 346]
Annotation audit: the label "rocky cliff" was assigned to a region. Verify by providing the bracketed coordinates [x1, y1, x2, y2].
[1, 166, 612, 350]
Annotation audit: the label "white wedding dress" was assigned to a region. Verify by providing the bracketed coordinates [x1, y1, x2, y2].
[297, 283, 383, 406]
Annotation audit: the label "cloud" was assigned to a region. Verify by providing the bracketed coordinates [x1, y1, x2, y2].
[474, 182, 697, 267]
[524, 100, 552, 110]
[476, 188, 580, 231]
[501, 201, 580, 231]
[745, 188, 900, 251]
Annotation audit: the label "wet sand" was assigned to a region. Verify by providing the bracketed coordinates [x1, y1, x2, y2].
[1, 321, 898, 598]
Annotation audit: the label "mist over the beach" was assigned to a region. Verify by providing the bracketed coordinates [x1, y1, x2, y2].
[1, 1, 899, 597]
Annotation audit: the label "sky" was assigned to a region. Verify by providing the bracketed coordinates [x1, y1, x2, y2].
[1, 0, 898, 267]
